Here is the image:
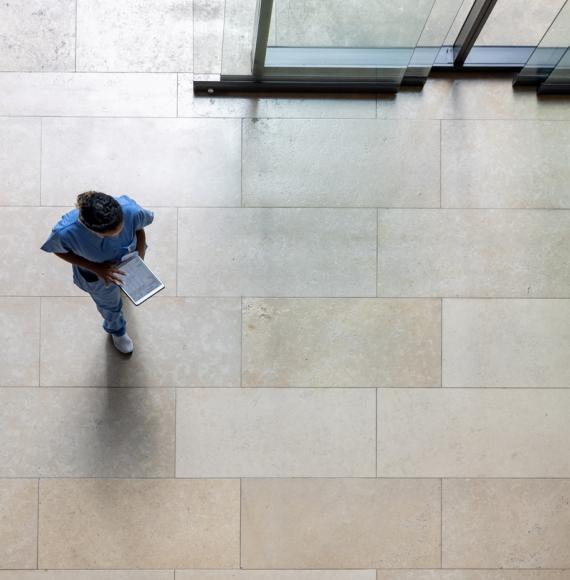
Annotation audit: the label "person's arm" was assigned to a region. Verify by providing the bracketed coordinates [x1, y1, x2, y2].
[55, 252, 125, 285]
[136, 228, 146, 260]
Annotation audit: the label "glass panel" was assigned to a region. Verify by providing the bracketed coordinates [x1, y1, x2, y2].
[476, 0, 566, 46]
[258, 0, 465, 85]
[516, 0, 570, 85]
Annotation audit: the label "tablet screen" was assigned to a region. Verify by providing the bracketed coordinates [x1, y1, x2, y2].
[118, 254, 164, 305]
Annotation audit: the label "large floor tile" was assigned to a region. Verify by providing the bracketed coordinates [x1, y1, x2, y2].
[243, 298, 441, 388]
[179, 75, 377, 118]
[41, 118, 240, 207]
[0, 73, 176, 117]
[76, 0, 192, 72]
[380, 389, 570, 477]
[178, 208, 376, 297]
[442, 121, 570, 208]
[0, 572, 173, 579]
[41, 297, 241, 387]
[443, 299, 570, 388]
[378, 210, 570, 298]
[242, 478, 441, 568]
[0, 206, 176, 297]
[378, 572, 570, 580]
[39, 479, 239, 569]
[193, 0, 224, 74]
[242, 119, 440, 207]
[176, 388, 376, 477]
[0, 388, 174, 477]
[443, 479, 570, 568]
[0, 298, 39, 387]
[0, 118, 41, 205]
[0, 479, 38, 569]
[0, 0, 75, 72]
[179, 573, 376, 580]
[378, 78, 570, 120]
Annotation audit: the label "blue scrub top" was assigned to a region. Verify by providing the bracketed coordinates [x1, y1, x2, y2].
[41, 195, 154, 280]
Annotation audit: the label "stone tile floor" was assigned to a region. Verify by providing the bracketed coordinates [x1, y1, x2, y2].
[1, 0, 570, 578]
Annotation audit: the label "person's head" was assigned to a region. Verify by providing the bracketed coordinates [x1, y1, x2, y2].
[76, 191, 124, 237]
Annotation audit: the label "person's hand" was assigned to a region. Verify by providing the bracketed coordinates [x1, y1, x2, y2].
[137, 248, 145, 261]
[92, 263, 126, 286]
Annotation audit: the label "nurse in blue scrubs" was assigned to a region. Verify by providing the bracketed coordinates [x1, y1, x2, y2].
[41, 191, 154, 354]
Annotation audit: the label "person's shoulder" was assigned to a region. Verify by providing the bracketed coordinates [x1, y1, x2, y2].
[52, 208, 80, 234]
[116, 194, 143, 215]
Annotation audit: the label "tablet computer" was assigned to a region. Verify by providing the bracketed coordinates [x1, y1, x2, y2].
[118, 252, 165, 306]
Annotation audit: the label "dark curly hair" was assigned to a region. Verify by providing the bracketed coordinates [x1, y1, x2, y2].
[76, 191, 123, 233]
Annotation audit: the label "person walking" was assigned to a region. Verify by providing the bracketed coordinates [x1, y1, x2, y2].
[41, 191, 154, 354]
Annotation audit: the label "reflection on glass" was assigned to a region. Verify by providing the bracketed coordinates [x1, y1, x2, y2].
[261, 0, 465, 84]
[476, 0, 566, 46]
[517, 0, 570, 84]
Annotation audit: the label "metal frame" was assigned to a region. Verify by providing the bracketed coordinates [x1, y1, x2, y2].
[193, 0, 570, 95]
[453, 0, 498, 66]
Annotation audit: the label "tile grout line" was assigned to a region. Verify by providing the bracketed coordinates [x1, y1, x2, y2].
[239, 477, 243, 569]
[38, 117, 43, 205]
[441, 478, 444, 568]
[439, 119, 442, 208]
[440, 297, 443, 388]
[240, 118, 244, 208]
[36, 478, 40, 569]
[176, 207, 179, 296]
[5, 203, 570, 210]
[375, 388, 379, 477]
[174, 387, 177, 479]
[376, 209, 379, 297]
[38, 297, 42, 387]
[240, 296, 243, 388]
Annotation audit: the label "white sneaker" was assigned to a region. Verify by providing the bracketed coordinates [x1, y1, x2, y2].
[112, 332, 134, 354]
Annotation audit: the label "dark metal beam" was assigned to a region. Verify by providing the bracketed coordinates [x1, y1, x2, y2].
[252, 0, 274, 77]
[453, 0, 498, 67]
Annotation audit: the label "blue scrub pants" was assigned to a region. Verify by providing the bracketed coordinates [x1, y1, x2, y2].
[73, 269, 127, 337]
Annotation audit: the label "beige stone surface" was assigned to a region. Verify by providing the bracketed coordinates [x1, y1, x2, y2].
[221, 0, 257, 75]
[243, 298, 441, 387]
[380, 388, 570, 477]
[0, 73, 177, 117]
[39, 479, 240, 569]
[41, 117, 241, 207]
[0, 0, 75, 72]
[443, 299, 570, 388]
[378, 210, 570, 297]
[242, 119, 440, 207]
[0, 388, 175, 477]
[242, 478, 441, 568]
[443, 479, 570, 568]
[177, 208, 377, 297]
[41, 297, 241, 387]
[179, 573, 376, 580]
[0, 573, 173, 580]
[1, 206, 176, 297]
[379, 78, 570, 121]
[0, 479, 38, 569]
[0, 298, 39, 387]
[0, 118, 41, 206]
[176, 388, 376, 477]
[378, 572, 570, 580]
[76, 0, 193, 72]
[443, 121, 570, 208]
